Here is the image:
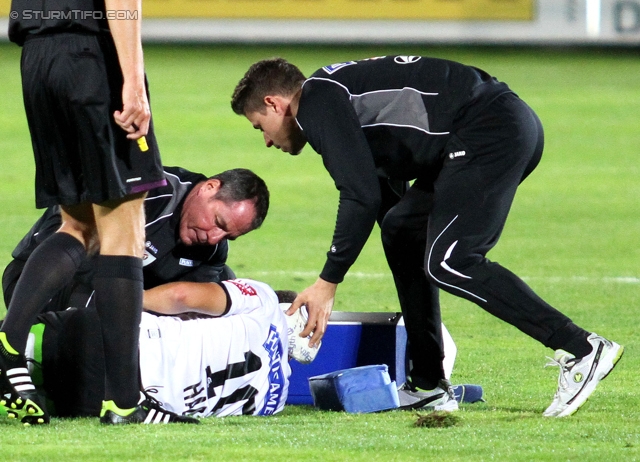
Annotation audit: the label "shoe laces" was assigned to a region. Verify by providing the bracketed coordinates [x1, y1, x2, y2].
[438, 380, 455, 400]
[141, 390, 199, 424]
[545, 355, 577, 391]
[141, 391, 170, 411]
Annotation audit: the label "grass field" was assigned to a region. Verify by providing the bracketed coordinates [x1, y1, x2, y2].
[0, 43, 639, 460]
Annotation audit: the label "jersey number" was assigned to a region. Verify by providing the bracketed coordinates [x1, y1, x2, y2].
[184, 350, 263, 415]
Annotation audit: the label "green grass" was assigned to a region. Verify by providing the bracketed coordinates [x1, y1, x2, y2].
[1, 44, 639, 460]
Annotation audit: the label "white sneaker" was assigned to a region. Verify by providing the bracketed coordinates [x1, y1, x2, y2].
[542, 350, 574, 417]
[398, 378, 459, 412]
[543, 333, 624, 418]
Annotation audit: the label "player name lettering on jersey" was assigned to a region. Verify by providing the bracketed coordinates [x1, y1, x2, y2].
[183, 382, 207, 415]
[260, 325, 286, 416]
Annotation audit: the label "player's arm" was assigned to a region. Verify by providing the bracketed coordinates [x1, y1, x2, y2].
[297, 78, 382, 285]
[105, 0, 149, 139]
[143, 281, 229, 316]
[291, 79, 381, 346]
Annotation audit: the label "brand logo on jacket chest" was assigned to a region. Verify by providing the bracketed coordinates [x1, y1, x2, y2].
[179, 258, 195, 267]
[145, 241, 159, 255]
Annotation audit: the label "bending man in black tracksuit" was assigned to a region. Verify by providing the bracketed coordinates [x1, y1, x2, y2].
[231, 56, 623, 417]
[3, 167, 270, 314]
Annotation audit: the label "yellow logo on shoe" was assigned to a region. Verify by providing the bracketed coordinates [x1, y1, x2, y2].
[573, 373, 584, 383]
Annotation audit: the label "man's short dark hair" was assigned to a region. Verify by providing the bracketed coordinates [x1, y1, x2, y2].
[231, 58, 306, 116]
[275, 290, 298, 304]
[210, 168, 269, 230]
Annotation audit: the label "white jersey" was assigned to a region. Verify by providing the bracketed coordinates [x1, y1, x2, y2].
[138, 279, 291, 417]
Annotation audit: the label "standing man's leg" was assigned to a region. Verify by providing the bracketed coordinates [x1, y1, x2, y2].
[92, 194, 147, 416]
[381, 185, 444, 386]
[380, 180, 457, 410]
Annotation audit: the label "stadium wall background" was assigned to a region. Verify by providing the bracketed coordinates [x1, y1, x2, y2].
[0, 0, 638, 46]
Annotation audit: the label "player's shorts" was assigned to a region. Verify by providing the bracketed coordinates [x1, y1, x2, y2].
[20, 32, 166, 208]
[28, 308, 105, 417]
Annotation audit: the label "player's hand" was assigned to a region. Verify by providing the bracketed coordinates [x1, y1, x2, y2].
[287, 278, 337, 348]
[113, 80, 150, 140]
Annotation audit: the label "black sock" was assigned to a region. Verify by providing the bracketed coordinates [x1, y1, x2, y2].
[1, 233, 85, 354]
[93, 255, 143, 409]
[548, 322, 593, 358]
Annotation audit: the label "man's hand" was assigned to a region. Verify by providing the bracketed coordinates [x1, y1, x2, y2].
[113, 81, 150, 140]
[287, 278, 337, 348]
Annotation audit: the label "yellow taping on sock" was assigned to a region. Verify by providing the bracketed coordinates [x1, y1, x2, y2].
[0, 332, 19, 355]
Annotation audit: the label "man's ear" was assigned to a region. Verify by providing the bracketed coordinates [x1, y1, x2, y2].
[199, 179, 221, 198]
[263, 95, 285, 113]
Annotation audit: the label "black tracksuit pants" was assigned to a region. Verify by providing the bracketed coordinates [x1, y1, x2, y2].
[380, 93, 587, 389]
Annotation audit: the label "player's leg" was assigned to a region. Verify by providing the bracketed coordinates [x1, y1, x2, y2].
[92, 196, 195, 425]
[91, 193, 147, 420]
[426, 93, 588, 352]
[425, 93, 622, 415]
[28, 307, 106, 418]
[379, 180, 457, 411]
[381, 183, 443, 385]
[2, 259, 25, 311]
[0, 207, 91, 425]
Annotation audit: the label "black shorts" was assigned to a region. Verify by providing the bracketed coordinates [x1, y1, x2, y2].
[33, 308, 105, 417]
[20, 33, 166, 208]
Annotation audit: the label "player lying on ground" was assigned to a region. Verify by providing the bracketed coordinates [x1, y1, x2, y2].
[6, 279, 313, 422]
[231, 56, 624, 416]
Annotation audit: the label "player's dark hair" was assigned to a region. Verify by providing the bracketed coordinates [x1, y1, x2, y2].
[231, 58, 306, 115]
[275, 290, 298, 304]
[210, 168, 270, 230]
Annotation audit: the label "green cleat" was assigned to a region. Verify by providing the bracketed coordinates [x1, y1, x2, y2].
[0, 334, 49, 425]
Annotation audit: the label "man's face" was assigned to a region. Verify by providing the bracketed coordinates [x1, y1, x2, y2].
[179, 180, 257, 246]
[245, 96, 307, 155]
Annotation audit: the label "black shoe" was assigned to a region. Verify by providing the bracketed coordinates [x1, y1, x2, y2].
[0, 334, 49, 425]
[100, 394, 200, 425]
